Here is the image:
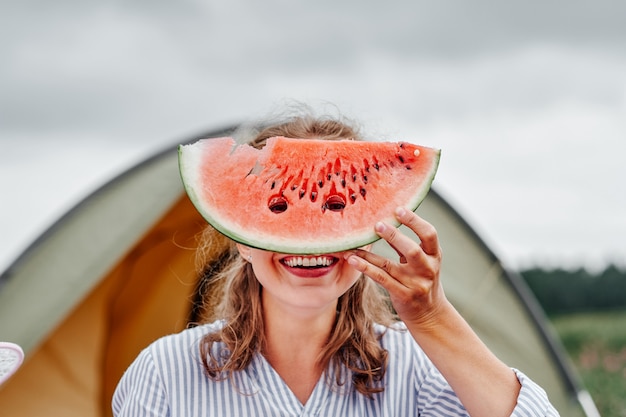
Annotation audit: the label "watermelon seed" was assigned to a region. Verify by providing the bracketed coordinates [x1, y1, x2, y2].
[310, 191, 318, 202]
[398, 155, 405, 163]
[405, 165, 412, 170]
[340, 178, 346, 187]
[350, 193, 357, 203]
[300, 179, 309, 199]
[363, 175, 368, 183]
[268, 196, 288, 213]
[360, 187, 366, 198]
[270, 181, 276, 190]
[318, 180, 324, 188]
[373, 163, 379, 171]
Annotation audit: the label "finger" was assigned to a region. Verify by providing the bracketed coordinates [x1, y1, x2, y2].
[345, 251, 405, 292]
[395, 207, 441, 257]
[372, 223, 434, 279]
[382, 238, 408, 264]
[350, 248, 419, 289]
[374, 220, 428, 265]
[352, 248, 396, 275]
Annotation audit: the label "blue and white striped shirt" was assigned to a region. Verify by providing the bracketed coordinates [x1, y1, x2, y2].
[112, 322, 559, 416]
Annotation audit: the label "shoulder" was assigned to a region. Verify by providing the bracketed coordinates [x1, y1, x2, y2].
[375, 321, 435, 372]
[114, 322, 224, 393]
[112, 322, 226, 416]
[375, 321, 415, 351]
[375, 321, 460, 391]
[369, 322, 467, 414]
[375, 321, 413, 348]
[114, 321, 226, 386]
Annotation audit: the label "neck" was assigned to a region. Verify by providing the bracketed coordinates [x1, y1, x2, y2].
[259, 291, 338, 405]
[261, 294, 337, 364]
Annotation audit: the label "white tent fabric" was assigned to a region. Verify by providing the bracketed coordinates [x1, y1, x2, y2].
[0, 127, 597, 416]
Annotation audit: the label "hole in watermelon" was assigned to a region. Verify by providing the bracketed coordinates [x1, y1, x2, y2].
[268, 196, 288, 213]
[323, 195, 346, 212]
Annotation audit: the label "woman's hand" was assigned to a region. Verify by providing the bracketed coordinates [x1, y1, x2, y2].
[348, 206, 524, 417]
[346, 206, 447, 327]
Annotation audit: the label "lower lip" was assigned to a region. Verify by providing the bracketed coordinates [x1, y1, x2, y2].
[282, 264, 335, 278]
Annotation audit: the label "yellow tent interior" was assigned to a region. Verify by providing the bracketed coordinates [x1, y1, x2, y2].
[0, 195, 205, 416]
[0, 131, 598, 416]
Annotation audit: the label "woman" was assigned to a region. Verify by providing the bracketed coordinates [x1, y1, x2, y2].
[113, 114, 559, 416]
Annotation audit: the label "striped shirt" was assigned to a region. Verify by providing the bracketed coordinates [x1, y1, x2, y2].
[112, 321, 559, 416]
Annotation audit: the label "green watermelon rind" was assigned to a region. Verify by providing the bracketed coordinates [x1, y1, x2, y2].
[178, 142, 440, 255]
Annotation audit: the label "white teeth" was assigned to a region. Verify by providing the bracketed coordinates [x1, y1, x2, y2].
[284, 256, 334, 267]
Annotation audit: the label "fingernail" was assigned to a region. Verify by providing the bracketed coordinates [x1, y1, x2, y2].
[375, 222, 386, 233]
[346, 256, 359, 266]
[395, 207, 406, 217]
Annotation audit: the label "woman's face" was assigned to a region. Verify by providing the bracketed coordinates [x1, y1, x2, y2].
[236, 244, 366, 315]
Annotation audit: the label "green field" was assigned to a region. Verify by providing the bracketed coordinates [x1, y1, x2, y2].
[551, 310, 626, 417]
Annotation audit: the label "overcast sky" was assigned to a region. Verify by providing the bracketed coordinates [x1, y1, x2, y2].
[1, 0, 625, 272]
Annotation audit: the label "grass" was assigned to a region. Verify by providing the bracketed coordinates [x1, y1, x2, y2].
[551, 309, 626, 417]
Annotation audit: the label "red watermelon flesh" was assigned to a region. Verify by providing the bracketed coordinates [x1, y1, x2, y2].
[178, 136, 440, 254]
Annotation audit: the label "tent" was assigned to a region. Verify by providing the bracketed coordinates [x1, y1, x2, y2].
[0, 127, 599, 416]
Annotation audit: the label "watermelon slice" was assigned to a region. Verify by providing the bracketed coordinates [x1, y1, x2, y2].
[178, 136, 440, 254]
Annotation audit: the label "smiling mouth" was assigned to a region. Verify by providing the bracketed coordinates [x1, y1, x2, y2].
[281, 256, 338, 268]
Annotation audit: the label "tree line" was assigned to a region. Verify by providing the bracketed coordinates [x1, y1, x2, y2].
[519, 264, 626, 316]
